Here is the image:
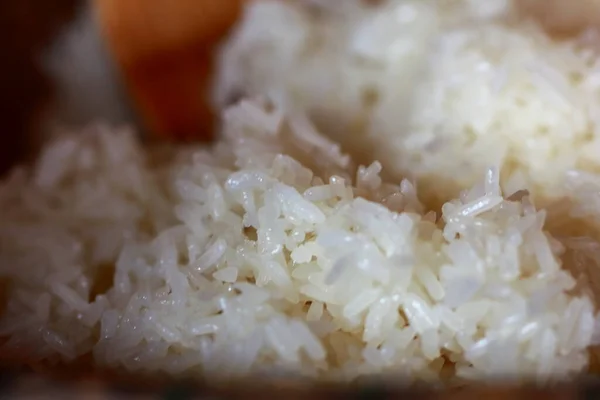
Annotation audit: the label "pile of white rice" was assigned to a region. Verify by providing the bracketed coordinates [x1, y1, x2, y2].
[215, 0, 600, 206]
[1, 99, 599, 384]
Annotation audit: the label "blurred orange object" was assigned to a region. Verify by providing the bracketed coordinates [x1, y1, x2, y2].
[94, 0, 245, 142]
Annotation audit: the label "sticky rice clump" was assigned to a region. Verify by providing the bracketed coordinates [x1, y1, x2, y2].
[0, 99, 597, 384]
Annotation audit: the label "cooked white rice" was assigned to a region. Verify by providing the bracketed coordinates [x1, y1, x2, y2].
[1, 99, 598, 384]
[214, 0, 600, 206]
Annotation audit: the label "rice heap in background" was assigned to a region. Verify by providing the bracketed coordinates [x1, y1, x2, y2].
[215, 0, 600, 208]
[0, 98, 598, 384]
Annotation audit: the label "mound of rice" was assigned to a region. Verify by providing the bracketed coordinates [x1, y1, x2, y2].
[1, 99, 598, 384]
[214, 0, 600, 206]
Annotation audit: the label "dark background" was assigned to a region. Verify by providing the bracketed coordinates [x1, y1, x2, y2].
[0, 0, 79, 175]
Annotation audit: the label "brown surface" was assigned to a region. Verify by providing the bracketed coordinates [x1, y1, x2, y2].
[0, 367, 593, 399]
[95, 0, 245, 142]
[516, 0, 600, 35]
[0, 0, 79, 176]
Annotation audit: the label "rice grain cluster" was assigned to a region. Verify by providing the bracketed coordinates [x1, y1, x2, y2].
[1, 100, 598, 384]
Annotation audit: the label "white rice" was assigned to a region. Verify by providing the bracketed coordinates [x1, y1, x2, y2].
[1, 99, 598, 384]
